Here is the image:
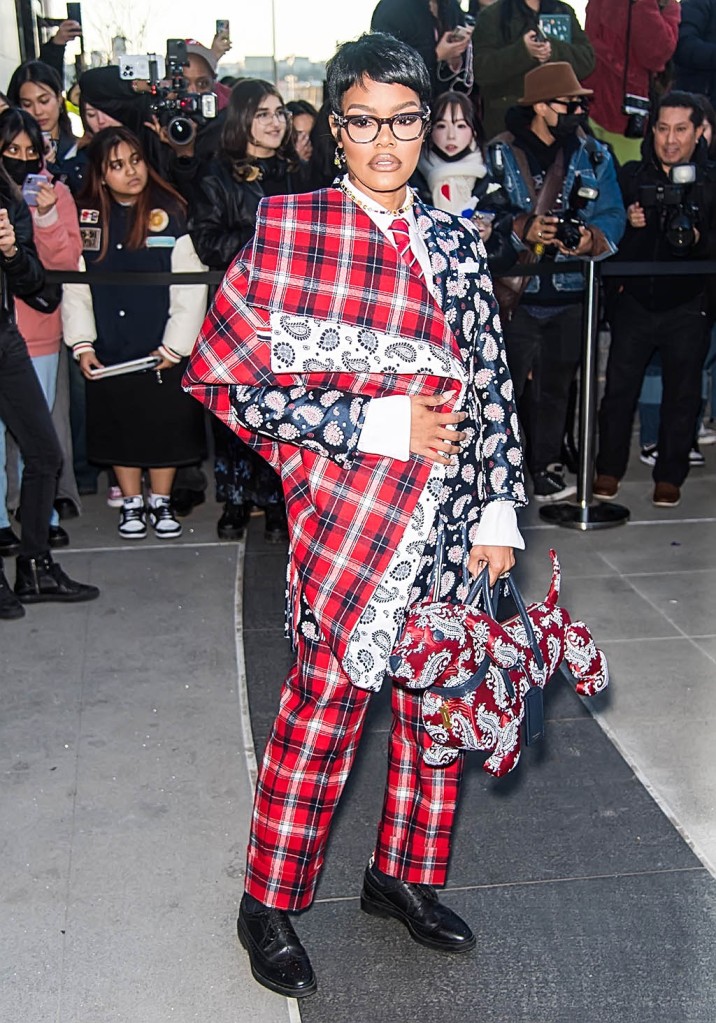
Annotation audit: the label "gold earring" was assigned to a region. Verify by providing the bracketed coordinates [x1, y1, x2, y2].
[334, 146, 346, 169]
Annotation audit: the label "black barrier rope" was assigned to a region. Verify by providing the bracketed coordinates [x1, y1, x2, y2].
[44, 260, 716, 285]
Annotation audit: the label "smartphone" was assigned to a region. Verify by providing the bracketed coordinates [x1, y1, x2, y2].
[67, 2, 82, 26]
[42, 131, 57, 163]
[22, 174, 46, 207]
[216, 18, 230, 38]
[446, 29, 465, 42]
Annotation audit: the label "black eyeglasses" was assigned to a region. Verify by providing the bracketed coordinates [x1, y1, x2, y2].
[332, 107, 430, 143]
[547, 98, 589, 115]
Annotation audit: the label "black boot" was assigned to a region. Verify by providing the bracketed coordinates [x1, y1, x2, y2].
[237, 894, 317, 998]
[360, 861, 476, 953]
[0, 526, 21, 557]
[0, 561, 25, 620]
[217, 502, 250, 541]
[264, 503, 288, 544]
[14, 553, 100, 604]
[49, 525, 70, 549]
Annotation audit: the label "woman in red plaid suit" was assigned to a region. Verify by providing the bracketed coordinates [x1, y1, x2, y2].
[184, 32, 527, 999]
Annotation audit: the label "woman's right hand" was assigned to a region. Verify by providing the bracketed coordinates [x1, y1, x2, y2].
[0, 209, 17, 257]
[524, 30, 551, 62]
[410, 393, 467, 463]
[79, 350, 104, 380]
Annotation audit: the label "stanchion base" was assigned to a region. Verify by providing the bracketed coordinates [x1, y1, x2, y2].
[538, 500, 630, 531]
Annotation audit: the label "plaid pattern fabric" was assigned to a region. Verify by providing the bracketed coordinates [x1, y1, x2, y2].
[184, 187, 525, 668]
[245, 630, 463, 910]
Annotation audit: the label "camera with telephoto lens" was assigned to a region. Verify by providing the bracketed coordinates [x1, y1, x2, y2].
[119, 38, 217, 147]
[550, 174, 600, 250]
[638, 164, 701, 252]
[623, 94, 650, 139]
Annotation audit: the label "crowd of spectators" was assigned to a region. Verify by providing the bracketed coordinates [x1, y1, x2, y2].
[1, 3, 715, 622]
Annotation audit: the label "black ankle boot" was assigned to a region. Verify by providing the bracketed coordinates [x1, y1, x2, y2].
[237, 894, 317, 998]
[217, 502, 250, 541]
[0, 562, 25, 620]
[361, 861, 476, 952]
[14, 553, 100, 604]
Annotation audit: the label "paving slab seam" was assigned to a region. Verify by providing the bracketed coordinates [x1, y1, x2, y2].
[581, 556, 716, 879]
[601, 633, 716, 644]
[234, 538, 301, 1023]
[520, 515, 716, 531]
[310, 864, 708, 906]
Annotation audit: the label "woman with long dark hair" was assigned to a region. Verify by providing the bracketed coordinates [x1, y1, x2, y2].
[0, 107, 83, 552]
[7, 61, 85, 195]
[189, 79, 307, 542]
[62, 127, 207, 541]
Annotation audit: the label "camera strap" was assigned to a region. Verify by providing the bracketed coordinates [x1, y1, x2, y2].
[623, 0, 635, 100]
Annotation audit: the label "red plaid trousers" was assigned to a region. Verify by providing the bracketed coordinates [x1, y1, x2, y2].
[246, 632, 464, 911]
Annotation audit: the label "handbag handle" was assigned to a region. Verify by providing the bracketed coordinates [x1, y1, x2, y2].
[467, 567, 545, 672]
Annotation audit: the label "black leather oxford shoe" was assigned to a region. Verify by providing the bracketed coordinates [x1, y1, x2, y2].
[237, 895, 317, 998]
[361, 862, 476, 953]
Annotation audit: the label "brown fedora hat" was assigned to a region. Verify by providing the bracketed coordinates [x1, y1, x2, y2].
[518, 62, 593, 106]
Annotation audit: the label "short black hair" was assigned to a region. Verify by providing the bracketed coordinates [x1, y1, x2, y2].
[655, 91, 705, 130]
[326, 33, 431, 112]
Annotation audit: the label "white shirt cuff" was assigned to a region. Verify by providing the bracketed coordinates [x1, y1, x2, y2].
[33, 205, 59, 227]
[473, 500, 525, 550]
[357, 395, 411, 461]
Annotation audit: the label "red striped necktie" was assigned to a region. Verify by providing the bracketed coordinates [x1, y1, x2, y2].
[389, 217, 425, 284]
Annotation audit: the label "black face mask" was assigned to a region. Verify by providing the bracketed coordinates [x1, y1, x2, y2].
[2, 155, 42, 185]
[548, 113, 587, 141]
[432, 142, 474, 163]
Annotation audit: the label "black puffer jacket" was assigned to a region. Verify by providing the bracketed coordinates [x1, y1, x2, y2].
[616, 134, 716, 310]
[188, 156, 309, 270]
[371, 0, 466, 98]
[0, 180, 45, 325]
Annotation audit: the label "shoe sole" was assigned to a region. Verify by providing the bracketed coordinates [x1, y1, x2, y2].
[152, 530, 183, 539]
[236, 916, 317, 998]
[593, 490, 619, 501]
[652, 498, 681, 508]
[360, 893, 476, 953]
[17, 590, 100, 604]
[532, 488, 577, 504]
[118, 531, 147, 540]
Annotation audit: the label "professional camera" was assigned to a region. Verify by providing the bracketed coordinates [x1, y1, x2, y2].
[623, 93, 650, 139]
[638, 164, 702, 251]
[551, 174, 600, 250]
[119, 38, 217, 147]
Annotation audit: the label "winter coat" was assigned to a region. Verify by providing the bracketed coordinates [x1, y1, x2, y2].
[188, 156, 308, 271]
[584, 0, 680, 136]
[371, 0, 467, 97]
[0, 181, 45, 325]
[474, 0, 595, 142]
[673, 0, 716, 100]
[15, 172, 83, 357]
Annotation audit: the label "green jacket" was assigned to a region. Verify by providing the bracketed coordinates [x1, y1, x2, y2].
[473, 0, 595, 142]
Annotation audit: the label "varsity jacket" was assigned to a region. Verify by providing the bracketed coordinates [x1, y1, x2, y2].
[184, 187, 526, 687]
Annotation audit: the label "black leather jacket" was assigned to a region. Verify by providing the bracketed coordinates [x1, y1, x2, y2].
[188, 156, 309, 270]
[0, 181, 45, 326]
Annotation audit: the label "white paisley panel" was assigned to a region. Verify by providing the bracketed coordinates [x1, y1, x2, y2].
[268, 312, 466, 383]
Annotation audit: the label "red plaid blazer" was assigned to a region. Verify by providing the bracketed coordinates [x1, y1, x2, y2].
[184, 187, 523, 667]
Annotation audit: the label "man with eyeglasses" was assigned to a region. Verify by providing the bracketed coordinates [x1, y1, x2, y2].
[486, 62, 625, 503]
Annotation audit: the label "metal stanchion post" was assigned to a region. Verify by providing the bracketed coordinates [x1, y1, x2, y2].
[539, 261, 630, 530]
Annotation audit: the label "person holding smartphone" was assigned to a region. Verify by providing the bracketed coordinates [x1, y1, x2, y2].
[371, 0, 473, 98]
[0, 157, 98, 619]
[62, 127, 207, 541]
[473, 0, 595, 141]
[0, 107, 83, 550]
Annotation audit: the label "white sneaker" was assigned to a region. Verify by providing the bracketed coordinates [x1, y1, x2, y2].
[118, 496, 147, 540]
[698, 423, 716, 446]
[107, 485, 124, 508]
[148, 496, 182, 539]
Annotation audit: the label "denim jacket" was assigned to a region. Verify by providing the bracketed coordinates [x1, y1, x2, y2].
[486, 132, 626, 296]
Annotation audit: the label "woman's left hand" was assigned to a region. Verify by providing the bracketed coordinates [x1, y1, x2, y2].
[35, 182, 58, 217]
[468, 544, 516, 587]
[0, 209, 17, 256]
